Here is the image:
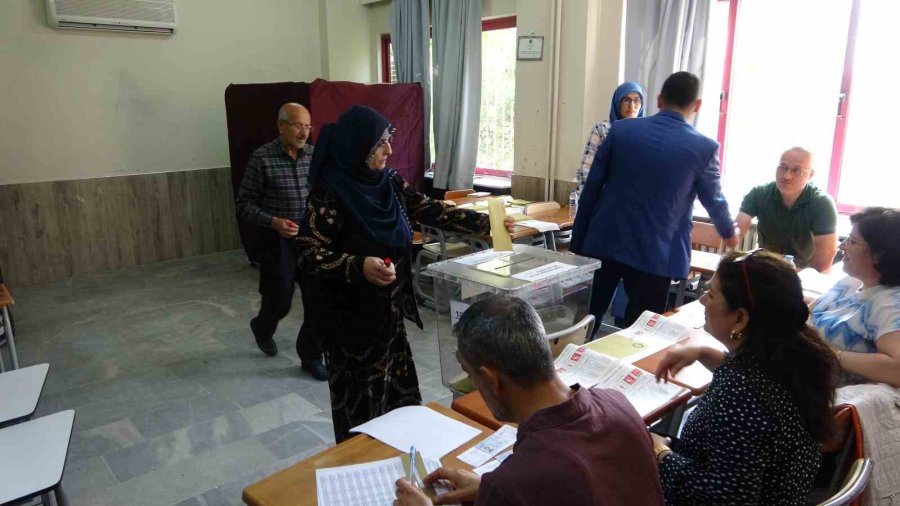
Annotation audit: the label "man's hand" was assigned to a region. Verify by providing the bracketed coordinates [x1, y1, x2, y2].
[394, 479, 432, 506]
[363, 257, 397, 286]
[271, 217, 299, 238]
[424, 467, 481, 505]
[504, 216, 516, 233]
[723, 234, 740, 249]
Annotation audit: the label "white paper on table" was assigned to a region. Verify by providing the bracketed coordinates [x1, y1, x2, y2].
[456, 425, 518, 467]
[510, 261, 575, 282]
[666, 300, 707, 330]
[350, 406, 481, 459]
[315, 455, 456, 506]
[472, 460, 502, 476]
[798, 265, 845, 300]
[553, 344, 622, 388]
[602, 366, 686, 417]
[495, 449, 514, 462]
[516, 219, 560, 233]
[611, 311, 691, 361]
[316, 457, 405, 506]
[452, 249, 515, 266]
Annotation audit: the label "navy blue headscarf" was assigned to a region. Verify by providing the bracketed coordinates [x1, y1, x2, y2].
[609, 81, 646, 123]
[307, 106, 412, 250]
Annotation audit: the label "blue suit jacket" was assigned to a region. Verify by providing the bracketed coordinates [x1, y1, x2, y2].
[570, 110, 734, 279]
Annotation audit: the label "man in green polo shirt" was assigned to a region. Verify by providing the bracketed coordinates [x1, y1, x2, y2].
[737, 147, 838, 271]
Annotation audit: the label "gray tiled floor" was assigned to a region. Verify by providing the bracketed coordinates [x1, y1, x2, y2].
[12, 250, 451, 506]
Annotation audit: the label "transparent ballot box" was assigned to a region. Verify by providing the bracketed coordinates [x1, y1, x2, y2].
[426, 245, 602, 394]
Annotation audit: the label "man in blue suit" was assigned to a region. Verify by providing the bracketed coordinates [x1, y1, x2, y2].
[571, 72, 739, 327]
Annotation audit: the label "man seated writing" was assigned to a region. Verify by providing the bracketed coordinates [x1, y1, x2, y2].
[393, 295, 663, 506]
[736, 147, 838, 271]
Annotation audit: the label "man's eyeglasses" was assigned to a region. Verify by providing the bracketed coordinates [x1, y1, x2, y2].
[621, 97, 642, 106]
[285, 122, 313, 132]
[733, 248, 764, 311]
[776, 163, 810, 178]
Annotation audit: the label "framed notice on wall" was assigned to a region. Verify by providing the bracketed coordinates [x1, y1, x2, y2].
[517, 35, 544, 61]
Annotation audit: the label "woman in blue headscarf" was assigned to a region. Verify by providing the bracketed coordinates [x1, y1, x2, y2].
[575, 81, 645, 193]
[296, 106, 507, 442]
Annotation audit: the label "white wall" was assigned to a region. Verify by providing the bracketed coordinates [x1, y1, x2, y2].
[320, 0, 373, 83]
[0, 0, 323, 185]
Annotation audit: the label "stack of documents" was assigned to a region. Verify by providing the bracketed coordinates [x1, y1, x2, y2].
[554, 343, 687, 417]
[588, 311, 690, 361]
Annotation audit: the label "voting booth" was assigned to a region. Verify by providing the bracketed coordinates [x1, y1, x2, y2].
[427, 245, 602, 394]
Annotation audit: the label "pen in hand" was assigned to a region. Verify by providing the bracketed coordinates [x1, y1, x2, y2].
[407, 446, 417, 484]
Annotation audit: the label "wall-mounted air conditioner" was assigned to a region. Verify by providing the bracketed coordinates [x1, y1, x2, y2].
[46, 0, 177, 35]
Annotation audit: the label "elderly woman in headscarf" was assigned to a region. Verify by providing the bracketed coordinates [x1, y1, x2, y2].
[576, 81, 646, 193]
[295, 106, 512, 442]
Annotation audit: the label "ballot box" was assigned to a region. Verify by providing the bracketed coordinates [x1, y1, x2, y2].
[427, 245, 602, 394]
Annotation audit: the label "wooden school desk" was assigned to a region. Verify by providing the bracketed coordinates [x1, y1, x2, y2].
[451, 387, 692, 432]
[242, 403, 493, 506]
[449, 195, 575, 242]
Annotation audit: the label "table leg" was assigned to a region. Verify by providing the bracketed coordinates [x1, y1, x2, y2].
[55, 483, 71, 506]
[674, 280, 686, 309]
[1, 306, 17, 370]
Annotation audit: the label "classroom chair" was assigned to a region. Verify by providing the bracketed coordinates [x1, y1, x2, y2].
[546, 314, 595, 358]
[806, 405, 869, 506]
[413, 190, 484, 307]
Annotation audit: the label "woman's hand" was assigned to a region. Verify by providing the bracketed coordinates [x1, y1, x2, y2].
[655, 344, 706, 382]
[504, 216, 516, 233]
[363, 257, 397, 286]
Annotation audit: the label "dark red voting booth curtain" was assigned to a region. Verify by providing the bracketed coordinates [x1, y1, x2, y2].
[224, 82, 310, 261]
[309, 79, 425, 191]
[224, 79, 425, 262]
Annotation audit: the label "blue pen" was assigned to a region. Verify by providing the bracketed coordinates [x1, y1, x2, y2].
[407, 446, 417, 484]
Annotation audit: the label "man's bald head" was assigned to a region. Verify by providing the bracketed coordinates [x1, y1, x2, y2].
[277, 103, 312, 155]
[775, 146, 814, 197]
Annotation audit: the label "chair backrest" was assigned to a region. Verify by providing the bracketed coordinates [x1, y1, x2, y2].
[690, 221, 723, 252]
[524, 201, 561, 216]
[546, 315, 595, 358]
[808, 404, 867, 506]
[816, 458, 873, 506]
[444, 189, 475, 200]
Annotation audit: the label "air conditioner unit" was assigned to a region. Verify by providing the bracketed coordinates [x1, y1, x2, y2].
[46, 0, 177, 35]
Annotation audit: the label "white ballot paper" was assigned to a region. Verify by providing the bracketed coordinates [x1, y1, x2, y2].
[457, 425, 517, 467]
[516, 219, 560, 232]
[554, 344, 687, 417]
[316, 455, 453, 506]
[473, 460, 502, 476]
[350, 406, 481, 459]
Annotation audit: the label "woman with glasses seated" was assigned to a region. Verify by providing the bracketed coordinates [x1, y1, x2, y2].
[810, 207, 900, 387]
[651, 250, 838, 505]
[295, 106, 513, 443]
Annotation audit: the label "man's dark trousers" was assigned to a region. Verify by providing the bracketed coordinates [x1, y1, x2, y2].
[252, 228, 321, 362]
[589, 257, 672, 329]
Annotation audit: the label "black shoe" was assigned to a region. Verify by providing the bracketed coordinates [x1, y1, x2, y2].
[250, 319, 278, 357]
[301, 358, 327, 381]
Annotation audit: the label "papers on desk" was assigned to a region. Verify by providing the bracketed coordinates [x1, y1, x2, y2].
[516, 219, 560, 233]
[350, 405, 481, 459]
[316, 454, 453, 506]
[588, 311, 690, 361]
[798, 264, 845, 300]
[457, 425, 517, 467]
[554, 344, 687, 418]
[667, 300, 707, 330]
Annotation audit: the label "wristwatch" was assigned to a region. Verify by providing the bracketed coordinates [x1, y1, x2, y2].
[654, 444, 671, 462]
